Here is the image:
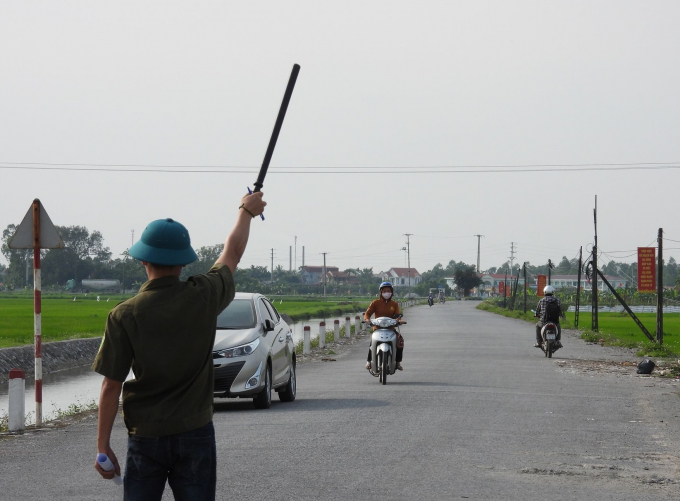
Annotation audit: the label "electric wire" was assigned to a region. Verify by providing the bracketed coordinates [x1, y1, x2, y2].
[2, 161, 680, 175]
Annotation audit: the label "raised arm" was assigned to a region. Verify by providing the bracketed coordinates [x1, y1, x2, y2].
[216, 192, 267, 273]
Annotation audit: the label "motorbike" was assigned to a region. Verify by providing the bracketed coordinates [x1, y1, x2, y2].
[427, 296, 434, 307]
[532, 310, 560, 358]
[540, 322, 559, 358]
[439, 294, 445, 304]
[365, 315, 406, 385]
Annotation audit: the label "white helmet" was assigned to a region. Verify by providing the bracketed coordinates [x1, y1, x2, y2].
[544, 285, 555, 295]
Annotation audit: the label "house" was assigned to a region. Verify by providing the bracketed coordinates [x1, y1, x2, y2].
[380, 267, 421, 287]
[479, 273, 526, 295]
[300, 265, 340, 284]
[544, 274, 628, 291]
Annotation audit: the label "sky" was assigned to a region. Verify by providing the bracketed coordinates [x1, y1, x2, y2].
[1, 1, 679, 277]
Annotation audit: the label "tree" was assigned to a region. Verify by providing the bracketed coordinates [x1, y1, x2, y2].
[1, 224, 30, 288]
[40, 226, 111, 286]
[453, 264, 483, 297]
[181, 244, 224, 279]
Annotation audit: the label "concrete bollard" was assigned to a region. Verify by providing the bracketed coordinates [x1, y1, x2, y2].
[319, 322, 326, 348]
[355, 316, 361, 335]
[303, 326, 311, 355]
[345, 317, 351, 338]
[8, 368, 25, 432]
[334, 319, 340, 342]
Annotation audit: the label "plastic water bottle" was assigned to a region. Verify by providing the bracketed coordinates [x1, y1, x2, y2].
[97, 453, 124, 485]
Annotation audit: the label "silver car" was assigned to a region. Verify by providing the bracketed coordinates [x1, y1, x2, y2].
[212, 293, 296, 409]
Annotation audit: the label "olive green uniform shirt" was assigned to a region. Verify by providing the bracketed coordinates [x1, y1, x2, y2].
[92, 264, 235, 436]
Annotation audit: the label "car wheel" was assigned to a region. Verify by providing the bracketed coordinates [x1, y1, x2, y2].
[278, 361, 296, 402]
[253, 363, 272, 409]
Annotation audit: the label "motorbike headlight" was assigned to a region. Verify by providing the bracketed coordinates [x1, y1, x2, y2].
[377, 318, 396, 328]
[216, 338, 260, 358]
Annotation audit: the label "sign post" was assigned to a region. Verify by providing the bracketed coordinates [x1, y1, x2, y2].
[8, 199, 64, 425]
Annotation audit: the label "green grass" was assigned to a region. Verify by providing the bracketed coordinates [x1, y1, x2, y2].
[477, 301, 680, 357]
[274, 300, 370, 322]
[0, 295, 370, 349]
[0, 296, 121, 348]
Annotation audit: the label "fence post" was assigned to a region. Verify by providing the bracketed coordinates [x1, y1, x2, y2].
[345, 317, 351, 338]
[303, 326, 311, 354]
[9, 368, 25, 432]
[319, 322, 326, 348]
[334, 320, 340, 342]
[355, 316, 361, 335]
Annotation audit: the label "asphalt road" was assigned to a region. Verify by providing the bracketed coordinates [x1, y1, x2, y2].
[1, 300, 679, 500]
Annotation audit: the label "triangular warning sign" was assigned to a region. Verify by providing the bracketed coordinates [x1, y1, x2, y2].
[8, 199, 65, 249]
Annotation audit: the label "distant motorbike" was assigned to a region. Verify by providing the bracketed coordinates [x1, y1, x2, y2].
[532, 310, 559, 358]
[427, 296, 434, 307]
[365, 315, 406, 385]
[439, 294, 445, 304]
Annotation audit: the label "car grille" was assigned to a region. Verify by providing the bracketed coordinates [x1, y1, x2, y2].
[214, 361, 246, 393]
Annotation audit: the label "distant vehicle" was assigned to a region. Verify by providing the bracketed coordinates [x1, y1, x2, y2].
[212, 293, 296, 409]
[65, 279, 121, 292]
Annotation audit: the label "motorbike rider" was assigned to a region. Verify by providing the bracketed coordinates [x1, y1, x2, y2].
[364, 282, 405, 371]
[428, 293, 434, 305]
[534, 285, 565, 348]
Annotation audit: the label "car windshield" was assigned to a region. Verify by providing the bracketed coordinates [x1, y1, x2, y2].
[216, 299, 257, 329]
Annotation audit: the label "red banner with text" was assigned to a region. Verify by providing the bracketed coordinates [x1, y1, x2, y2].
[637, 247, 656, 293]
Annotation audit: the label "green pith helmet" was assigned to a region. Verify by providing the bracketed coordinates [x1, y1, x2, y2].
[129, 218, 198, 266]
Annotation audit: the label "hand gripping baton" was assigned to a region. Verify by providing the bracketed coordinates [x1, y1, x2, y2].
[97, 453, 124, 485]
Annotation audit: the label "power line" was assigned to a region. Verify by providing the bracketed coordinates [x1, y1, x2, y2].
[2, 162, 680, 175]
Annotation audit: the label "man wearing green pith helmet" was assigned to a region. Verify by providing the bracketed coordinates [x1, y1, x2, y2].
[92, 191, 266, 501]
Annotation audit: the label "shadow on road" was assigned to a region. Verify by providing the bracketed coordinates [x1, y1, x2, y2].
[213, 397, 391, 413]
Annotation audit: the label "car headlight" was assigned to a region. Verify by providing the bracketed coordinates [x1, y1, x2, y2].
[216, 338, 260, 358]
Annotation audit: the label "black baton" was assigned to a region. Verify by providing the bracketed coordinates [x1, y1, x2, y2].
[253, 63, 301, 195]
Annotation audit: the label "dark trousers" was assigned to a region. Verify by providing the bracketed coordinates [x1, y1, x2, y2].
[367, 347, 403, 363]
[124, 421, 216, 501]
[536, 322, 561, 344]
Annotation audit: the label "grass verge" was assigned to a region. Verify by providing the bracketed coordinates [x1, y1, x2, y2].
[476, 300, 680, 358]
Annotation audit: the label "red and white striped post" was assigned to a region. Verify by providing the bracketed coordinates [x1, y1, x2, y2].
[7, 199, 64, 428]
[8, 368, 26, 432]
[333, 319, 340, 342]
[32, 200, 43, 426]
[318, 322, 325, 348]
[303, 326, 311, 354]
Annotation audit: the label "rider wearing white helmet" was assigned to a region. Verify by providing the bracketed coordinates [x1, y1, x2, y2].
[534, 285, 565, 349]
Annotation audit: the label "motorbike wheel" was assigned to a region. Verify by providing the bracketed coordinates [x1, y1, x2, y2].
[545, 340, 552, 358]
[382, 352, 389, 385]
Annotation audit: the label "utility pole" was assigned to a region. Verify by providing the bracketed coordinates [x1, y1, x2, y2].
[474, 234, 484, 297]
[575, 246, 582, 328]
[474, 234, 484, 272]
[548, 259, 553, 285]
[404, 233, 412, 296]
[592, 196, 599, 332]
[302, 246, 305, 268]
[270, 248, 275, 283]
[294, 236, 297, 272]
[322, 252, 327, 298]
[523, 263, 527, 313]
[657, 228, 663, 344]
[508, 242, 516, 272]
[289, 246, 292, 271]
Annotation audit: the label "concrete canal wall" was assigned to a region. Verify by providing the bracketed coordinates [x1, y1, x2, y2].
[0, 337, 102, 384]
